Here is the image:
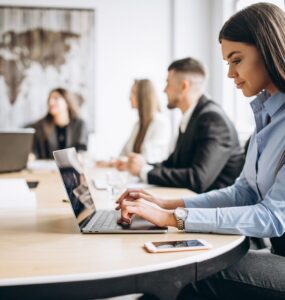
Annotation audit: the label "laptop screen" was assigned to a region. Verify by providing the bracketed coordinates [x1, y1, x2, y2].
[53, 148, 96, 228]
[0, 128, 35, 173]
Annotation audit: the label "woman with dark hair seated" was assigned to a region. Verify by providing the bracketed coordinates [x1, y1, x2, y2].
[30, 88, 88, 159]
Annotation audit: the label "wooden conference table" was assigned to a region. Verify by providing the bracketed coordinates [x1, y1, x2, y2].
[0, 165, 249, 300]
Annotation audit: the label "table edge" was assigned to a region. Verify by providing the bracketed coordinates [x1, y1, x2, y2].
[0, 235, 246, 286]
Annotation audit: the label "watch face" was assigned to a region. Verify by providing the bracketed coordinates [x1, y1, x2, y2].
[176, 208, 187, 219]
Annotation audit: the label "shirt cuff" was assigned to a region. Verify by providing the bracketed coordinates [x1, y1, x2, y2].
[184, 208, 218, 233]
[140, 164, 154, 183]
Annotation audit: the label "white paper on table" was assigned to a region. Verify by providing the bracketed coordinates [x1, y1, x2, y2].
[92, 177, 157, 190]
[0, 179, 36, 209]
[126, 182, 157, 189]
[27, 160, 57, 171]
[126, 175, 157, 189]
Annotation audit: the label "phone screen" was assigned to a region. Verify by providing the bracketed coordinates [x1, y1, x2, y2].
[152, 239, 205, 249]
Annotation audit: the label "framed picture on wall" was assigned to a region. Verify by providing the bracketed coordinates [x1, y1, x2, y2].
[0, 5, 95, 131]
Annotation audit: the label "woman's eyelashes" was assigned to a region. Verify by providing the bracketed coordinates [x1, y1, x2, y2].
[227, 58, 241, 65]
[232, 58, 241, 65]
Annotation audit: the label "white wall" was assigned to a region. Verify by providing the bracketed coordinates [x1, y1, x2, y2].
[209, 0, 236, 113]
[0, 0, 234, 159]
[93, 0, 172, 159]
[173, 0, 211, 72]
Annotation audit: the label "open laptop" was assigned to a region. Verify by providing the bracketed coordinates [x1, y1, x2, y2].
[0, 128, 35, 173]
[53, 148, 167, 233]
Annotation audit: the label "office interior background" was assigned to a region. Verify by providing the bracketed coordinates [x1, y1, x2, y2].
[0, 0, 284, 159]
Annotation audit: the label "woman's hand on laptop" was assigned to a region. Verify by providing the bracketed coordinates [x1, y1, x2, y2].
[117, 197, 176, 228]
[116, 189, 164, 210]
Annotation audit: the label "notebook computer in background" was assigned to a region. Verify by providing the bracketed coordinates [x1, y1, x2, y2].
[53, 148, 167, 234]
[0, 128, 35, 173]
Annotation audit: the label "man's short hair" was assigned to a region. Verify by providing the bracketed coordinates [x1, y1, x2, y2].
[168, 57, 206, 77]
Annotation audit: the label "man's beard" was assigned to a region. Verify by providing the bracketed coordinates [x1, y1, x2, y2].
[167, 97, 179, 109]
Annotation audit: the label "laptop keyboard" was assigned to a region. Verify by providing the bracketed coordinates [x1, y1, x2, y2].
[85, 210, 121, 231]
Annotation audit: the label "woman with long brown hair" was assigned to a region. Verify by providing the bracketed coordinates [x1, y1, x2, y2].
[119, 79, 170, 163]
[31, 87, 88, 159]
[96, 79, 171, 170]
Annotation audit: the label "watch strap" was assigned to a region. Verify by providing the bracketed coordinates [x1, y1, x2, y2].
[177, 218, 185, 230]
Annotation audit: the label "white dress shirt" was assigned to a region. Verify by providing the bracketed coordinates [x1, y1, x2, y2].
[140, 102, 198, 182]
[120, 112, 171, 163]
[179, 104, 197, 133]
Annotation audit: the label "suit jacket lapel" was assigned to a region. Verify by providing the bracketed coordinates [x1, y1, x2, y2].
[171, 95, 210, 165]
[177, 95, 209, 151]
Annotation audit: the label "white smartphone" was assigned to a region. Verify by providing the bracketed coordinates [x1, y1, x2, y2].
[144, 239, 212, 253]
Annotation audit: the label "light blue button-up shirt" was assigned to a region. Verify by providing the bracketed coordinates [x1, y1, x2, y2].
[183, 91, 285, 238]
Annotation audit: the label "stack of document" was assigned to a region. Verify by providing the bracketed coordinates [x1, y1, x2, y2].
[27, 159, 57, 171]
[0, 179, 36, 209]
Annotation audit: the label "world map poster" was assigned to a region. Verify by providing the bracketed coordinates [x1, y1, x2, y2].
[0, 7, 95, 131]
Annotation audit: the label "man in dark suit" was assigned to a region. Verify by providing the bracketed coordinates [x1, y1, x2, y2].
[126, 57, 244, 193]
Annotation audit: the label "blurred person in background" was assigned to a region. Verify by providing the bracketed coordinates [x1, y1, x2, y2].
[98, 79, 171, 169]
[126, 58, 244, 193]
[30, 87, 88, 159]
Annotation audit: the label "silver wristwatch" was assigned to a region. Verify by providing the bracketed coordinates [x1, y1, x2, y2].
[174, 207, 188, 230]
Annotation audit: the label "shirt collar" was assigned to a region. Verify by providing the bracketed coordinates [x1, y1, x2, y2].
[251, 90, 285, 118]
[180, 101, 198, 133]
[264, 91, 285, 118]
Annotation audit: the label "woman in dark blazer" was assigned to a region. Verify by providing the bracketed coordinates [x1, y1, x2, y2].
[31, 88, 88, 159]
